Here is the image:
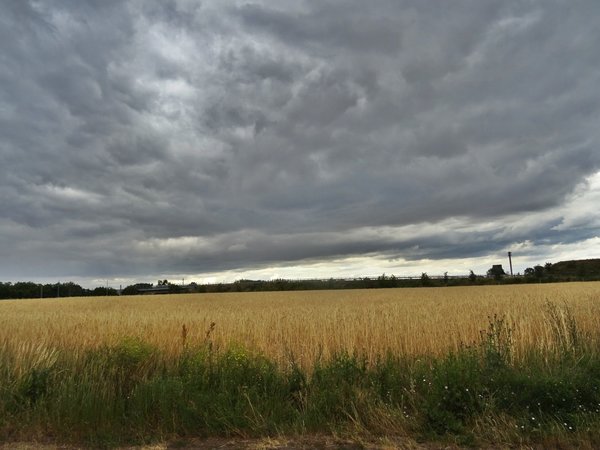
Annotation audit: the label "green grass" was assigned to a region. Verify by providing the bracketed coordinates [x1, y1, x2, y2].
[1, 308, 600, 447]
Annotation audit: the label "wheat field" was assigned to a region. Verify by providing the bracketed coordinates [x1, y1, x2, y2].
[1, 282, 599, 369]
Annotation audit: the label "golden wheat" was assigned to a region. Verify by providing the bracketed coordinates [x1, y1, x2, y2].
[1, 282, 599, 369]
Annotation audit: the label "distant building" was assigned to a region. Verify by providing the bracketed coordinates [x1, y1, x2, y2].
[136, 285, 170, 294]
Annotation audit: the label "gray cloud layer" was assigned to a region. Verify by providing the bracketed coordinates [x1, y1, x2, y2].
[2, 0, 599, 282]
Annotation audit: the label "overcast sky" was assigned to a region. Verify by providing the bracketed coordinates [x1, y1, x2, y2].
[2, 0, 599, 288]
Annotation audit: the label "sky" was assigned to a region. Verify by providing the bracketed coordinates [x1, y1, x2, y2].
[1, 0, 599, 288]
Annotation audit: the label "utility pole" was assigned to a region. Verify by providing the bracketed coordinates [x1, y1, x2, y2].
[508, 252, 513, 276]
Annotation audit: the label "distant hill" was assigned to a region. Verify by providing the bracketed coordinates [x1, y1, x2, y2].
[550, 258, 600, 277]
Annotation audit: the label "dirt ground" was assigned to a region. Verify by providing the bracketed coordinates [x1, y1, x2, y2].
[0, 435, 482, 450]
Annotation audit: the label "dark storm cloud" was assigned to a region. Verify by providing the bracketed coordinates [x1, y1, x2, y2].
[1, 0, 599, 283]
[237, 1, 403, 54]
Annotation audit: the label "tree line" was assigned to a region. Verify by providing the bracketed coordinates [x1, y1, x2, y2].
[2, 259, 598, 299]
[0, 281, 117, 300]
[119, 261, 600, 295]
[487, 259, 600, 283]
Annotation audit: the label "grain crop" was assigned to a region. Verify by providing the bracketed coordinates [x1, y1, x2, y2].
[1, 282, 599, 369]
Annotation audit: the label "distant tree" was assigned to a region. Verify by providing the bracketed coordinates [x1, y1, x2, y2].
[533, 265, 545, 279]
[421, 272, 431, 287]
[524, 267, 535, 277]
[12, 282, 40, 298]
[122, 283, 152, 295]
[487, 265, 506, 281]
[0, 282, 11, 298]
[327, 278, 335, 289]
[122, 285, 137, 295]
[376, 273, 388, 288]
[443, 272, 449, 285]
[91, 287, 118, 296]
[468, 270, 477, 283]
[62, 281, 85, 297]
